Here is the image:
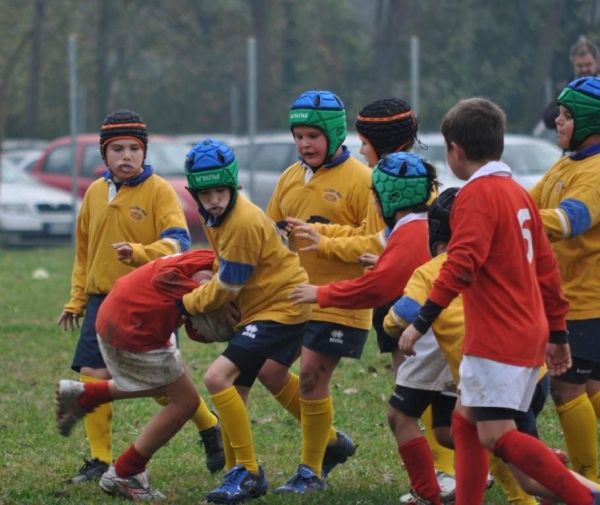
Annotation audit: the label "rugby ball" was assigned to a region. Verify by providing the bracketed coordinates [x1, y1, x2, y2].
[187, 270, 237, 343]
[189, 310, 236, 343]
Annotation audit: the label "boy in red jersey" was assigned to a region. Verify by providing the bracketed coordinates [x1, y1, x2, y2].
[399, 98, 599, 505]
[55, 249, 229, 500]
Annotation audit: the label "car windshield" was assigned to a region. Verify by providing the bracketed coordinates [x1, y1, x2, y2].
[1, 163, 35, 184]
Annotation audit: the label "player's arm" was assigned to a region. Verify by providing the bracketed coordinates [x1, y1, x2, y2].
[533, 176, 600, 241]
[127, 184, 191, 266]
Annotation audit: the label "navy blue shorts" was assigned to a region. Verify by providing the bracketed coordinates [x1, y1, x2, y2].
[71, 294, 107, 372]
[388, 385, 456, 427]
[226, 320, 305, 366]
[302, 320, 369, 359]
[557, 318, 600, 384]
[372, 302, 397, 353]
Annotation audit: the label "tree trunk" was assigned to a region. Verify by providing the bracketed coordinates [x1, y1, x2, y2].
[26, 0, 45, 138]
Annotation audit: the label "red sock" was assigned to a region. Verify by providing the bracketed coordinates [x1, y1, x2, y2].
[115, 444, 151, 478]
[399, 436, 442, 505]
[79, 381, 112, 411]
[494, 430, 595, 505]
[452, 410, 489, 505]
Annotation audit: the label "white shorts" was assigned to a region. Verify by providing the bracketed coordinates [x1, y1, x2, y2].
[97, 334, 184, 392]
[396, 329, 455, 393]
[458, 355, 539, 412]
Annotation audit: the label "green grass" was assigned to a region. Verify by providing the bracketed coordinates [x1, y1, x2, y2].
[0, 246, 567, 504]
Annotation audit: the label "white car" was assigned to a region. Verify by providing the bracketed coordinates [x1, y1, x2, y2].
[0, 161, 78, 246]
[405, 133, 563, 190]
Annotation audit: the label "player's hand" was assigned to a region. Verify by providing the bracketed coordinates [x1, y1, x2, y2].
[359, 253, 379, 267]
[216, 302, 241, 327]
[57, 311, 82, 331]
[112, 242, 133, 262]
[546, 343, 572, 376]
[289, 284, 318, 304]
[399, 324, 423, 356]
[292, 224, 321, 252]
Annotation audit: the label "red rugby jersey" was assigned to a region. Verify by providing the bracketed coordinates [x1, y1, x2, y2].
[96, 249, 215, 352]
[428, 167, 568, 367]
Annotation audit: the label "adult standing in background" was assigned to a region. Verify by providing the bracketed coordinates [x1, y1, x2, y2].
[542, 35, 600, 130]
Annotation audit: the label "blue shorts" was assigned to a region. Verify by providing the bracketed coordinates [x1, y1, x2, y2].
[567, 318, 600, 363]
[224, 320, 306, 388]
[388, 385, 456, 428]
[372, 302, 397, 353]
[556, 319, 600, 384]
[71, 295, 107, 372]
[302, 320, 369, 359]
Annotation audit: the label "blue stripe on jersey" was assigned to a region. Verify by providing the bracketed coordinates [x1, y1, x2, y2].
[559, 198, 591, 237]
[392, 296, 421, 324]
[218, 258, 255, 286]
[161, 227, 191, 251]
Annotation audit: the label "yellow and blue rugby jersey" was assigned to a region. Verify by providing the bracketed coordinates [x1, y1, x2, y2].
[529, 152, 600, 319]
[267, 156, 373, 330]
[384, 253, 464, 383]
[313, 197, 386, 262]
[64, 173, 189, 314]
[182, 194, 310, 327]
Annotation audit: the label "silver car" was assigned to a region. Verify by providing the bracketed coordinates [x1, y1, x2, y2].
[0, 161, 78, 246]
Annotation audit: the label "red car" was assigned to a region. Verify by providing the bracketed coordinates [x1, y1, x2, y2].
[28, 134, 204, 241]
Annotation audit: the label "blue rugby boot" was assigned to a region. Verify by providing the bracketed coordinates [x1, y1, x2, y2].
[275, 464, 327, 494]
[322, 431, 356, 478]
[205, 464, 268, 503]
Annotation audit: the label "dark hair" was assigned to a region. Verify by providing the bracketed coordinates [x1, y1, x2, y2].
[570, 35, 599, 62]
[355, 98, 418, 158]
[440, 98, 505, 162]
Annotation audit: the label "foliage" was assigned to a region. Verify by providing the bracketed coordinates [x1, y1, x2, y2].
[1, 0, 599, 139]
[0, 246, 573, 504]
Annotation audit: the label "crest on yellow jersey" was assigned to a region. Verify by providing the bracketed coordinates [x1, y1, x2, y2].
[323, 188, 342, 203]
[128, 206, 147, 221]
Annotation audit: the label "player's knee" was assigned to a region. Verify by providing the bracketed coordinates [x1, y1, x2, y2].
[299, 368, 319, 396]
[204, 367, 226, 392]
[387, 406, 400, 432]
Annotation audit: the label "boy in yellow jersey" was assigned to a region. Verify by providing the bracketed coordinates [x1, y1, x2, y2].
[257, 90, 372, 493]
[389, 188, 599, 504]
[57, 110, 223, 483]
[178, 139, 311, 504]
[288, 98, 456, 494]
[530, 76, 600, 482]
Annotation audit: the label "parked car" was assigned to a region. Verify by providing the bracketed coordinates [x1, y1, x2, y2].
[29, 134, 204, 241]
[0, 160, 78, 247]
[406, 133, 563, 190]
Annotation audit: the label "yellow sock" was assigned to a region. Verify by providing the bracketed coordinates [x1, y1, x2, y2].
[557, 393, 598, 480]
[154, 395, 218, 432]
[588, 390, 600, 419]
[80, 374, 112, 464]
[489, 454, 537, 505]
[211, 386, 258, 474]
[220, 422, 236, 470]
[300, 396, 333, 476]
[422, 406, 454, 476]
[274, 373, 337, 445]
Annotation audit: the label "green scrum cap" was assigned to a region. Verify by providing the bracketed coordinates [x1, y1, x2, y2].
[185, 139, 238, 195]
[372, 152, 433, 219]
[289, 90, 347, 160]
[557, 76, 600, 150]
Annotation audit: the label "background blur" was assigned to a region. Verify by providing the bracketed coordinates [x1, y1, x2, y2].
[1, 0, 599, 142]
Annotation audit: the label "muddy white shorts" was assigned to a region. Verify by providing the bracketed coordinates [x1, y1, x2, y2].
[97, 333, 184, 392]
[459, 355, 539, 412]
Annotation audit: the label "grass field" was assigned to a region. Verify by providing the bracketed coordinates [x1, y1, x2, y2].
[0, 246, 568, 504]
